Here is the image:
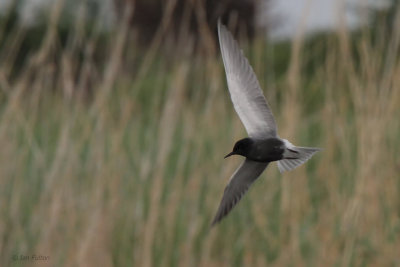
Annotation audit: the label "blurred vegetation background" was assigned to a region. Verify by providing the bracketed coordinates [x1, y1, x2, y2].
[0, 0, 399, 266]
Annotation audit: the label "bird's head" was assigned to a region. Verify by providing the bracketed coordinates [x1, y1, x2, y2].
[224, 138, 253, 158]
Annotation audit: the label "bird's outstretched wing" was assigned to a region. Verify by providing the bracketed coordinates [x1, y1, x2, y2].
[211, 159, 269, 226]
[218, 21, 277, 138]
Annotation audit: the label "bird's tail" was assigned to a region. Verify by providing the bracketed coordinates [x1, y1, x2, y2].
[278, 146, 321, 173]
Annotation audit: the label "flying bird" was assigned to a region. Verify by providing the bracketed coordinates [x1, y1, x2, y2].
[212, 21, 321, 226]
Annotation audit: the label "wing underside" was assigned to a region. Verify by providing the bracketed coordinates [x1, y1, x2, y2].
[218, 21, 277, 138]
[211, 159, 269, 226]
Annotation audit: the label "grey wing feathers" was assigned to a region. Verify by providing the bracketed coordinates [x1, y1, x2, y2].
[278, 147, 321, 173]
[211, 159, 269, 226]
[218, 21, 277, 138]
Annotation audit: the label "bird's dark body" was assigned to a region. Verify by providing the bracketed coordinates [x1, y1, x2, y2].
[211, 21, 321, 226]
[227, 137, 285, 163]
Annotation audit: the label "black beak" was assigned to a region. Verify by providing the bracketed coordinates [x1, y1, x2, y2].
[224, 151, 235, 159]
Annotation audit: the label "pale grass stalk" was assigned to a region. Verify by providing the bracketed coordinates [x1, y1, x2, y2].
[91, 4, 132, 115]
[29, 0, 65, 68]
[141, 64, 188, 267]
[134, 0, 178, 83]
[278, 3, 310, 262]
[193, 0, 217, 55]
[0, 27, 26, 78]
[163, 114, 193, 266]
[42, 122, 71, 192]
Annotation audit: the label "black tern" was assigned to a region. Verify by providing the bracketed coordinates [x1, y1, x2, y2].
[211, 21, 321, 226]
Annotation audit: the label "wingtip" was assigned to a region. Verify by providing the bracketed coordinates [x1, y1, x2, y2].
[211, 207, 226, 227]
[217, 18, 223, 35]
[210, 220, 217, 228]
[210, 211, 219, 226]
[217, 18, 228, 35]
[218, 17, 226, 26]
[210, 216, 220, 228]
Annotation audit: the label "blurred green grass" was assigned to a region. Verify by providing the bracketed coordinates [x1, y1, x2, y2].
[1, 4, 400, 267]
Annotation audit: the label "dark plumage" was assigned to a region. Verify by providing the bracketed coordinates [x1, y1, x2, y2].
[211, 21, 321, 226]
[225, 138, 285, 162]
